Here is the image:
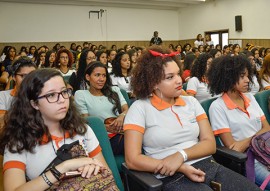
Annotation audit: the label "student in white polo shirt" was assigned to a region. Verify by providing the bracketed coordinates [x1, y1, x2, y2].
[123, 46, 260, 191]
[208, 55, 270, 189]
[186, 53, 218, 103]
[0, 56, 36, 129]
[0, 69, 115, 190]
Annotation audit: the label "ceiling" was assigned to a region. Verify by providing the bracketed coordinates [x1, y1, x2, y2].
[0, 0, 207, 10]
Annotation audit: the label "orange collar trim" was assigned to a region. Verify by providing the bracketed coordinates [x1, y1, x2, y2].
[40, 131, 74, 145]
[10, 87, 17, 97]
[222, 92, 250, 110]
[150, 93, 186, 110]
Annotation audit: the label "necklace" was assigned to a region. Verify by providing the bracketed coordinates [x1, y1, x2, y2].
[51, 132, 66, 155]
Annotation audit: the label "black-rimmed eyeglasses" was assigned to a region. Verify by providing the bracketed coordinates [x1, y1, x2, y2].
[36, 88, 72, 103]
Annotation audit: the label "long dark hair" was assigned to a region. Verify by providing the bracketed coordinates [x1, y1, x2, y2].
[73, 49, 95, 90]
[44, 50, 56, 68]
[85, 61, 122, 115]
[111, 51, 132, 77]
[0, 68, 86, 154]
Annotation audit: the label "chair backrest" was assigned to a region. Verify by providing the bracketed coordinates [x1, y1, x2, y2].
[120, 88, 131, 107]
[254, 90, 270, 124]
[8, 79, 15, 90]
[85, 116, 124, 191]
[182, 83, 187, 91]
[63, 75, 71, 83]
[200, 97, 218, 119]
[200, 97, 221, 145]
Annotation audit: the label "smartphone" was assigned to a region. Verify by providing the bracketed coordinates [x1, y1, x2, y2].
[210, 181, 221, 191]
[60, 171, 81, 180]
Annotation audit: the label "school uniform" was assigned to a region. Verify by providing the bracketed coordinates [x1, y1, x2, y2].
[3, 126, 101, 180]
[123, 94, 261, 191]
[186, 77, 216, 103]
[209, 92, 270, 189]
[261, 75, 270, 90]
[0, 88, 16, 114]
[110, 74, 132, 94]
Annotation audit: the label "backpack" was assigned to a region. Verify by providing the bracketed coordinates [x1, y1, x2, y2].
[247, 131, 270, 190]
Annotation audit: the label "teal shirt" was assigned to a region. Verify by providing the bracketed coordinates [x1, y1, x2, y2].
[74, 86, 127, 121]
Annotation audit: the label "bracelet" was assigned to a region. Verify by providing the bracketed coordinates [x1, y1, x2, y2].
[120, 113, 126, 116]
[41, 173, 53, 187]
[49, 165, 62, 181]
[179, 150, 188, 162]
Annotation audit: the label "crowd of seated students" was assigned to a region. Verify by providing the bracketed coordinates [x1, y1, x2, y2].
[1, 39, 270, 190]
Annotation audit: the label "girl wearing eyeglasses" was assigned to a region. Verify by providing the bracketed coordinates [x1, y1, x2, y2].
[0, 56, 36, 129]
[55, 49, 76, 82]
[0, 68, 116, 191]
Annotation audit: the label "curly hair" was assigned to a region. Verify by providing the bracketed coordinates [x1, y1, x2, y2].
[111, 51, 132, 77]
[0, 68, 86, 154]
[85, 61, 122, 115]
[55, 49, 74, 68]
[131, 46, 182, 99]
[259, 54, 270, 83]
[207, 55, 253, 95]
[190, 53, 212, 82]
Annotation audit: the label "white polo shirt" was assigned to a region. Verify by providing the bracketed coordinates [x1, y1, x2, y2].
[209, 92, 265, 141]
[186, 77, 215, 103]
[249, 75, 260, 95]
[0, 88, 16, 115]
[124, 94, 209, 167]
[261, 75, 270, 90]
[110, 74, 132, 93]
[3, 125, 101, 180]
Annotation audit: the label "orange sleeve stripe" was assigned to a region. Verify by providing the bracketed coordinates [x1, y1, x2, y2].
[88, 145, 102, 158]
[196, 113, 208, 121]
[186, 90, 196, 95]
[3, 161, 26, 173]
[264, 86, 270, 90]
[213, 128, 231, 135]
[261, 115, 266, 121]
[0, 110, 6, 114]
[124, 124, 145, 134]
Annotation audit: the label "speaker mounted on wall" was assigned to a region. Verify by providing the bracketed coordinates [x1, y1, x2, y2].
[235, 15, 242, 31]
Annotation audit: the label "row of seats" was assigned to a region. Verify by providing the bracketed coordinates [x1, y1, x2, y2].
[122, 90, 270, 190]
[1, 90, 268, 190]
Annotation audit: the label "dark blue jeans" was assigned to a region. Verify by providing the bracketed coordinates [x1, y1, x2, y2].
[109, 134, 124, 155]
[161, 157, 261, 191]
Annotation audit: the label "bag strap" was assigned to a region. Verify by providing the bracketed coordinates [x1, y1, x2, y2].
[246, 148, 256, 182]
[40, 140, 80, 175]
[260, 174, 270, 190]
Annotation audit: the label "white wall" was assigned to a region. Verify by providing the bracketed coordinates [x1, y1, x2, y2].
[0, 2, 179, 42]
[178, 0, 270, 40]
[1, 0, 269, 43]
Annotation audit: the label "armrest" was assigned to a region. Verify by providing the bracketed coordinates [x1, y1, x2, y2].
[122, 163, 163, 191]
[216, 145, 247, 163]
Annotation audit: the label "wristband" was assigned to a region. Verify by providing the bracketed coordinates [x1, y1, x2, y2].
[120, 113, 126, 116]
[49, 165, 62, 181]
[179, 150, 188, 162]
[42, 173, 53, 187]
